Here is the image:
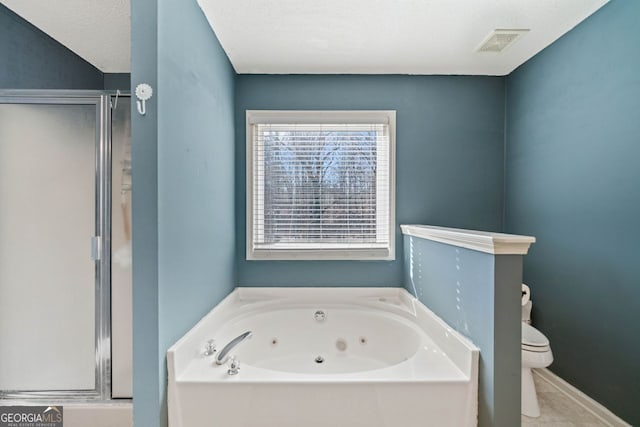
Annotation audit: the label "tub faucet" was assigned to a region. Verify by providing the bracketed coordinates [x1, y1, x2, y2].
[215, 331, 253, 365]
[227, 356, 240, 375]
[203, 339, 216, 357]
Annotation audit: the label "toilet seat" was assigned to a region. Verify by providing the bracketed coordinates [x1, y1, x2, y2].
[522, 343, 550, 353]
[522, 323, 550, 353]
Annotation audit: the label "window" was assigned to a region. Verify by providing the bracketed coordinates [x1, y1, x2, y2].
[247, 110, 395, 260]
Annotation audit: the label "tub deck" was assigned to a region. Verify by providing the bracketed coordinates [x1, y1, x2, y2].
[168, 288, 479, 427]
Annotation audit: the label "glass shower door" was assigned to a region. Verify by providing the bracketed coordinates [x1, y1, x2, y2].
[111, 97, 133, 398]
[0, 96, 110, 398]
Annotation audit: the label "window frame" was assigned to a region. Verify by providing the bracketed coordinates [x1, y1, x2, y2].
[246, 110, 396, 261]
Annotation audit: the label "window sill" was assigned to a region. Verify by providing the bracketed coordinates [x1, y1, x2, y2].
[247, 247, 395, 261]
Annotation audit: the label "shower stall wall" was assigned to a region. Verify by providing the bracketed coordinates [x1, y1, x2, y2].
[0, 91, 132, 401]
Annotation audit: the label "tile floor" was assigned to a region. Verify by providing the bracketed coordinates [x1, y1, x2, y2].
[521, 370, 608, 426]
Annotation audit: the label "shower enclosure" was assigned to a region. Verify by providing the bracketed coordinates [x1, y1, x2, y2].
[0, 91, 132, 401]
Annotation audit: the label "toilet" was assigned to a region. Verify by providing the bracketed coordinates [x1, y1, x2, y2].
[521, 284, 553, 418]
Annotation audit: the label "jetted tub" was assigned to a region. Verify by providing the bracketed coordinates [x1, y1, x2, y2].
[167, 288, 479, 427]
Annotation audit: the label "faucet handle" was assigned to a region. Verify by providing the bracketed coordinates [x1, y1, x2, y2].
[227, 356, 240, 375]
[203, 339, 216, 357]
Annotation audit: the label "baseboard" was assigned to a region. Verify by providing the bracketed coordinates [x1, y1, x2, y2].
[533, 368, 630, 427]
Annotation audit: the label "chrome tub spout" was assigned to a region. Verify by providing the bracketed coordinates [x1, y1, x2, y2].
[215, 331, 253, 365]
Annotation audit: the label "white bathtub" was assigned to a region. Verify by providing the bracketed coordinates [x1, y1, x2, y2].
[167, 288, 479, 427]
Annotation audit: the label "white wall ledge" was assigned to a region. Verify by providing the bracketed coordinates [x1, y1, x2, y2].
[401, 224, 535, 255]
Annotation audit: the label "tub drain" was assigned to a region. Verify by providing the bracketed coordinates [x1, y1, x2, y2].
[315, 356, 325, 364]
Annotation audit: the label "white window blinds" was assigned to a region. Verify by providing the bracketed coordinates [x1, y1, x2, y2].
[247, 112, 395, 260]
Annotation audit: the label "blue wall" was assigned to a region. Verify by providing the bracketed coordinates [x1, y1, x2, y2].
[157, 0, 237, 399]
[0, 4, 103, 89]
[131, 0, 160, 424]
[235, 75, 506, 286]
[505, 1, 640, 424]
[404, 235, 523, 427]
[131, 0, 236, 425]
[159, 0, 238, 425]
[104, 73, 131, 91]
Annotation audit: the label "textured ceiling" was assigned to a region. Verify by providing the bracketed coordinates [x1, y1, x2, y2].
[2, 0, 609, 75]
[1, 0, 130, 73]
[197, 0, 609, 75]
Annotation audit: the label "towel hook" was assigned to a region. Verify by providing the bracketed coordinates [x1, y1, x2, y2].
[135, 83, 153, 115]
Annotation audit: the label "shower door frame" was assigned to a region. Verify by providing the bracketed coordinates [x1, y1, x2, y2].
[0, 90, 114, 401]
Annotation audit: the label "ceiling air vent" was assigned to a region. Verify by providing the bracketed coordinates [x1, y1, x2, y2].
[477, 29, 529, 53]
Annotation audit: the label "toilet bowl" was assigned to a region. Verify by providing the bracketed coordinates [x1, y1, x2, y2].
[521, 322, 553, 417]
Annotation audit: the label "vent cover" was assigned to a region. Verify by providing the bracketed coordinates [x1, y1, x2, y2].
[477, 29, 530, 53]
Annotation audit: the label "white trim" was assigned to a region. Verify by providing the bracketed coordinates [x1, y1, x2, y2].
[249, 247, 392, 261]
[246, 110, 396, 261]
[400, 224, 535, 255]
[533, 368, 631, 427]
[247, 110, 392, 125]
[383, 117, 396, 260]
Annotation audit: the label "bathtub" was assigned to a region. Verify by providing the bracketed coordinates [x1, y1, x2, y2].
[167, 288, 479, 427]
